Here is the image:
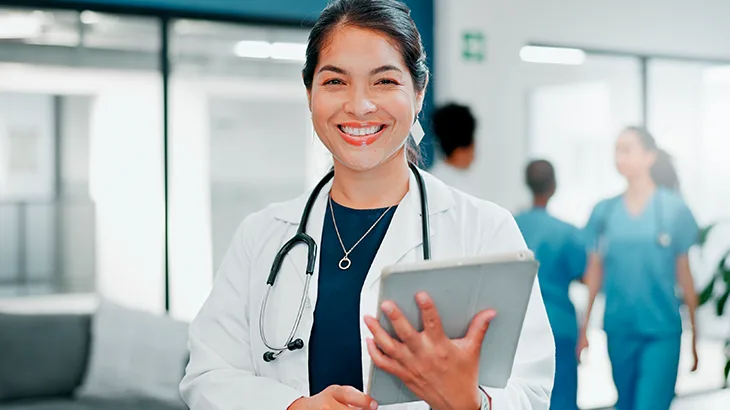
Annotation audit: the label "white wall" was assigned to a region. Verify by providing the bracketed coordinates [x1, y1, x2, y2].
[435, 0, 730, 211]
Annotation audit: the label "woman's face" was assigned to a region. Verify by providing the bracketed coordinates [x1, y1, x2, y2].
[307, 25, 425, 172]
[615, 130, 656, 180]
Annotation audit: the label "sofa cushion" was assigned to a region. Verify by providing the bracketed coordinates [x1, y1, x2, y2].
[0, 313, 91, 402]
[75, 301, 189, 406]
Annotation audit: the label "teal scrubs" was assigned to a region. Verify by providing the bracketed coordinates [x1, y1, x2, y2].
[515, 207, 587, 410]
[584, 188, 699, 410]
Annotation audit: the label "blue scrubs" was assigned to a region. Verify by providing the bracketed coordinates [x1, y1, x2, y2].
[515, 207, 587, 410]
[584, 188, 699, 410]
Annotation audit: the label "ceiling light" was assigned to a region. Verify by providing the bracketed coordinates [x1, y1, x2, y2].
[520, 45, 586, 65]
[80, 10, 102, 25]
[270, 42, 306, 61]
[234, 40, 271, 59]
[0, 14, 43, 39]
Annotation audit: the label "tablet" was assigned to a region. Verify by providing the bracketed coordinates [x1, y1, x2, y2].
[366, 251, 538, 405]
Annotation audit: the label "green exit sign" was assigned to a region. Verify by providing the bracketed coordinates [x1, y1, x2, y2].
[462, 31, 485, 62]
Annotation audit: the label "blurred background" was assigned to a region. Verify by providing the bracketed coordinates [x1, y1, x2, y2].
[0, 1, 728, 409]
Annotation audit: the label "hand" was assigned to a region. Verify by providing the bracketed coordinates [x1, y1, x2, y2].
[287, 385, 378, 410]
[691, 335, 699, 372]
[364, 292, 493, 410]
[577, 327, 589, 363]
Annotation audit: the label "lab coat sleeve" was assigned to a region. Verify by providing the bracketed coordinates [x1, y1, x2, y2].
[180, 217, 303, 410]
[478, 209, 555, 410]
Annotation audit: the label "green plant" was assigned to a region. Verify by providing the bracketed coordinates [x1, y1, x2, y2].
[696, 223, 730, 385]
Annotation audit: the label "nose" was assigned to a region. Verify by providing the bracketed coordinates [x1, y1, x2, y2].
[343, 87, 376, 117]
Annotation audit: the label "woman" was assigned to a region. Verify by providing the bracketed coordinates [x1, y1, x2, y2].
[180, 1, 555, 409]
[579, 126, 700, 410]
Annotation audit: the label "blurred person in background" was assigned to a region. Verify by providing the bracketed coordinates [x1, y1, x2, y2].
[579, 126, 700, 410]
[515, 159, 587, 410]
[428, 102, 478, 196]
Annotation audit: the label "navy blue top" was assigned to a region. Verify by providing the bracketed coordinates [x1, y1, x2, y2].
[308, 198, 397, 396]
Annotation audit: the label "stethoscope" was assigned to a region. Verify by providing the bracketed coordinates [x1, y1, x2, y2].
[259, 162, 431, 362]
[597, 190, 672, 249]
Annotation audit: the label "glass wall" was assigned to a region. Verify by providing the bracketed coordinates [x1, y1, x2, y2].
[0, 7, 166, 313]
[0, 6, 326, 319]
[167, 19, 325, 320]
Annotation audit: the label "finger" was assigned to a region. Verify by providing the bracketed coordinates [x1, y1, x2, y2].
[415, 292, 446, 341]
[381, 301, 420, 348]
[367, 337, 410, 382]
[464, 309, 496, 353]
[364, 315, 404, 359]
[331, 385, 378, 409]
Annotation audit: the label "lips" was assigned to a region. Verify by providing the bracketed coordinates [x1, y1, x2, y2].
[337, 123, 387, 147]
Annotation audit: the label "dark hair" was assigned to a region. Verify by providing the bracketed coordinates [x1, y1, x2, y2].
[303, 0, 429, 165]
[525, 159, 556, 196]
[431, 103, 476, 157]
[624, 126, 680, 191]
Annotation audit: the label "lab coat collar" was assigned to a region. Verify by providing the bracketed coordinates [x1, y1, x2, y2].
[271, 167, 453, 286]
[272, 167, 453, 224]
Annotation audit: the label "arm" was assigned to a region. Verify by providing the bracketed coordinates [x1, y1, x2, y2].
[676, 255, 698, 336]
[478, 210, 555, 409]
[179, 218, 304, 410]
[579, 253, 603, 333]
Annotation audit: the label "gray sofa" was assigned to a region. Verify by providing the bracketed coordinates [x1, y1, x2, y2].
[0, 304, 189, 410]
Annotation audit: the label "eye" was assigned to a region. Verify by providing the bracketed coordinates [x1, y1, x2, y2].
[376, 78, 399, 85]
[324, 78, 345, 86]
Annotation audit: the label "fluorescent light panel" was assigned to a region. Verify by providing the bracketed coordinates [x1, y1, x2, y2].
[520, 45, 586, 65]
[234, 40, 306, 62]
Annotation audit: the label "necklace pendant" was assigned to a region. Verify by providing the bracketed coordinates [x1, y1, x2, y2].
[339, 256, 352, 270]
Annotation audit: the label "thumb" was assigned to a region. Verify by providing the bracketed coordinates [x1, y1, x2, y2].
[465, 309, 496, 351]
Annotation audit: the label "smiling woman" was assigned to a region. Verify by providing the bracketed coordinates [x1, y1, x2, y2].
[179, 1, 556, 409]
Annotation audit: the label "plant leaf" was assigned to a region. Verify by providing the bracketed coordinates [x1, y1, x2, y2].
[717, 290, 730, 316]
[699, 277, 716, 305]
[698, 224, 715, 246]
[725, 359, 730, 381]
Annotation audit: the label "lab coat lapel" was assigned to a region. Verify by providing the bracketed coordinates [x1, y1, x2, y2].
[275, 178, 332, 304]
[363, 171, 436, 291]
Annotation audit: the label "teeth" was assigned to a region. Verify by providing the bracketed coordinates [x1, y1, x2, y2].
[341, 125, 383, 136]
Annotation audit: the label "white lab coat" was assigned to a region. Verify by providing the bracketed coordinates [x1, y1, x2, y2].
[180, 170, 555, 410]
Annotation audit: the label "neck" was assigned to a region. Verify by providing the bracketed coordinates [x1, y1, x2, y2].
[330, 150, 410, 209]
[626, 173, 657, 199]
[532, 196, 550, 209]
[445, 155, 469, 170]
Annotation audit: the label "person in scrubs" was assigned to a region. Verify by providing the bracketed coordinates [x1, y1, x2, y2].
[579, 126, 700, 410]
[515, 160, 587, 410]
[428, 103, 478, 196]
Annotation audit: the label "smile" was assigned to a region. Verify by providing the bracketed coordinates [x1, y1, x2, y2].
[337, 123, 387, 146]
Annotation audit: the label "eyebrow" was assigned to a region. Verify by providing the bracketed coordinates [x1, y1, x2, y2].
[317, 64, 403, 76]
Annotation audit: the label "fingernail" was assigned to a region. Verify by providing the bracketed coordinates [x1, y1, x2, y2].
[485, 310, 497, 321]
[381, 302, 394, 314]
[370, 401, 379, 410]
[416, 292, 429, 304]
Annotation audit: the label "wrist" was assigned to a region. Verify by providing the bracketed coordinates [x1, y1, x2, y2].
[287, 397, 306, 410]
